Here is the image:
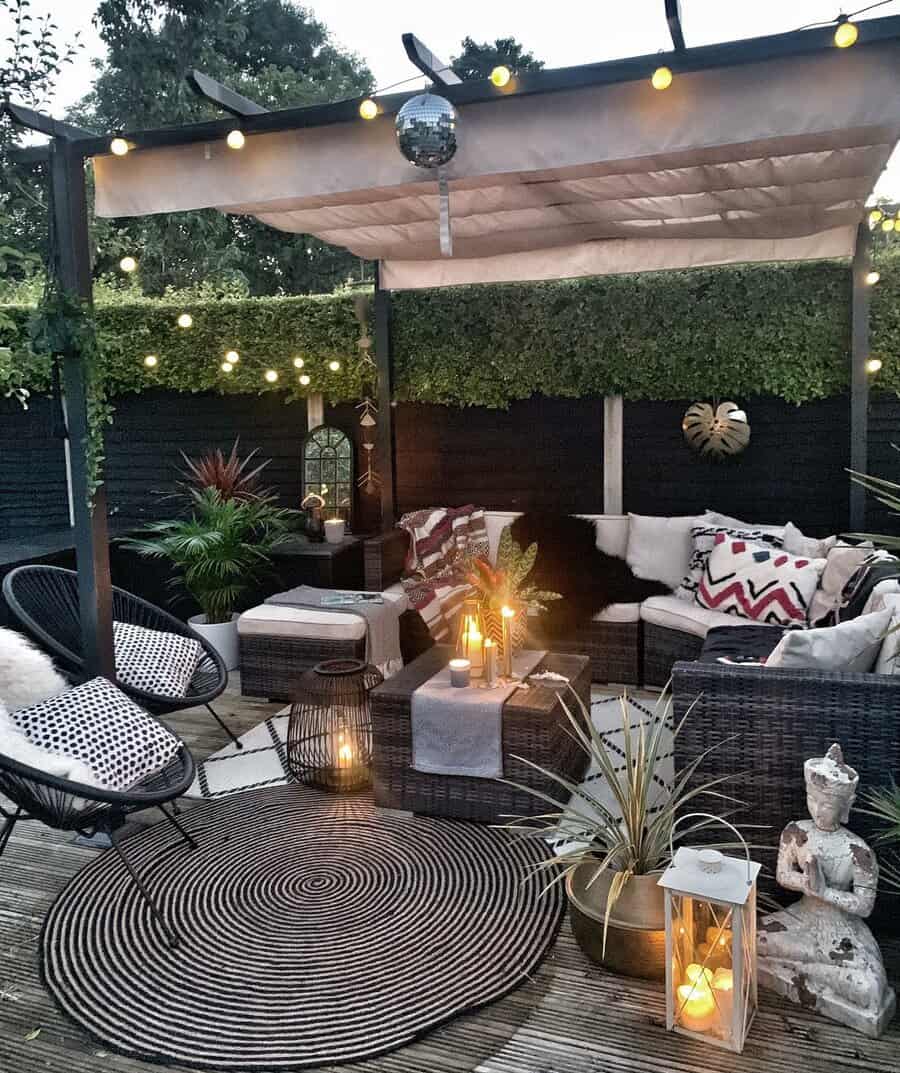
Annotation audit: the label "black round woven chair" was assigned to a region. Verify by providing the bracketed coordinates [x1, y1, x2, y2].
[0, 740, 196, 948]
[2, 565, 240, 747]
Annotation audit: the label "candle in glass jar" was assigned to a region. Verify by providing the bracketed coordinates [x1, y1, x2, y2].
[449, 658, 471, 687]
[324, 517, 345, 543]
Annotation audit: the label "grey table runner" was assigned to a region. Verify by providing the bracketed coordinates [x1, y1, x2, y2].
[265, 585, 402, 674]
[411, 650, 546, 779]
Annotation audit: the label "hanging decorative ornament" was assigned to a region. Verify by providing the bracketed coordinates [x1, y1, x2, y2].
[682, 401, 750, 459]
[352, 294, 375, 365]
[395, 93, 458, 257]
[357, 397, 377, 428]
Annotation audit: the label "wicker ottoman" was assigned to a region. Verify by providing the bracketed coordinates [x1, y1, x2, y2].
[370, 646, 591, 823]
[238, 591, 406, 700]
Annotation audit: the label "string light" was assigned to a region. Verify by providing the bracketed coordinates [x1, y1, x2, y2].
[328, 360, 341, 372]
[299, 374, 311, 386]
[293, 357, 305, 369]
[119, 255, 137, 273]
[834, 16, 858, 48]
[866, 270, 881, 285]
[490, 65, 511, 87]
[110, 136, 130, 156]
[866, 357, 883, 374]
[869, 208, 884, 227]
[264, 369, 278, 383]
[220, 361, 234, 373]
[226, 129, 245, 150]
[177, 313, 193, 328]
[225, 350, 240, 363]
[883, 218, 896, 232]
[651, 66, 673, 90]
[143, 354, 158, 368]
[359, 98, 378, 120]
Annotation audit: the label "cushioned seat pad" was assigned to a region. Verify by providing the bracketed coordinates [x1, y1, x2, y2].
[640, 594, 761, 638]
[238, 590, 407, 642]
[699, 624, 786, 664]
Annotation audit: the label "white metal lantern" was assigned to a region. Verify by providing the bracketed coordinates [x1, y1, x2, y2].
[658, 815, 761, 1053]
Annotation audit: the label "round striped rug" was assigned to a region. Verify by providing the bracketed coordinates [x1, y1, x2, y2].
[41, 785, 563, 1070]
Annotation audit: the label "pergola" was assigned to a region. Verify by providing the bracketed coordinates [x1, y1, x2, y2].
[4, 8, 900, 677]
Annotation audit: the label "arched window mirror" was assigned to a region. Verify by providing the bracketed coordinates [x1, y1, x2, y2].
[302, 426, 354, 526]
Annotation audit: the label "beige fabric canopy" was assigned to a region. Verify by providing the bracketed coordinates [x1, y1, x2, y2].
[94, 41, 900, 289]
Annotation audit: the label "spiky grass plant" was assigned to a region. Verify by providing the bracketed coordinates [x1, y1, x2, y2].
[848, 452, 900, 550]
[501, 689, 743, 951]
[858, 780, 900, 892]
[125, 488, 295, 623]
[178, 439, 275, 503]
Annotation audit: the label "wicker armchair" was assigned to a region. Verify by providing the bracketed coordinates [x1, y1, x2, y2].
[671, 659, 900, 895]
[2, 565, 240, 747]
[0, 738, 196, 948]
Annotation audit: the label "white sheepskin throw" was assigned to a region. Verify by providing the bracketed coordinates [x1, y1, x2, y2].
[0, 703, 101, 787]
[0, 627, 68, 712]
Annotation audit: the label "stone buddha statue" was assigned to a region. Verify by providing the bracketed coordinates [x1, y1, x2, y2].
[758, 743, 896, 1037]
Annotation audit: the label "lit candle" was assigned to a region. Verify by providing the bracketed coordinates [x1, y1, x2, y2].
[500, 605, 516, 677]
[324, 518, 345, 544]
[676, 964, 716, 1033]
[449, 658, 471, 687]
[712, 967, 734, 1036]
[484, 638, 497, 686]
[336, 729, 353, 769]
[461, 618, 484, 675]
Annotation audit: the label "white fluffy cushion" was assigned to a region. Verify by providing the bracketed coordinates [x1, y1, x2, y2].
[0, 703, 102, 787]
[0, 628, 68, 712]
[114, 621, 203, 699]
[874, 594, 900, 675]
[625, 514, 697, 589]
[9, 677, 181, 791]
[807, 542, 874, 624]
[696, 535, 824, 626]
[765, 609, 892, 673]
[783, 522, 838, 560]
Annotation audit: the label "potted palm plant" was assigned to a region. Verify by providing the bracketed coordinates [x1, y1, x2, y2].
[503, 690, 739, 980]
[125, 488, 295, 669]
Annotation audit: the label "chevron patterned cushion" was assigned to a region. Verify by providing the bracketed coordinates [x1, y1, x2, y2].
[696, 533, 826, 626]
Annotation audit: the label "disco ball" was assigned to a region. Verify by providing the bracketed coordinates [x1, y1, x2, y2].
[395, 93, 458, 168]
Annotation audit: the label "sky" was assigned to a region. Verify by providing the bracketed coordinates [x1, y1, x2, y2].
[5, 0, 900, 198]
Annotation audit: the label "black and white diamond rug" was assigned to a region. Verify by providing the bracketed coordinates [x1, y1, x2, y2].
[41, 784, 564, 1070]
[187, 688, 675, 812]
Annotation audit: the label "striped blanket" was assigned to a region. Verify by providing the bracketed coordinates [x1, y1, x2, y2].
[399, 506, 489, 641]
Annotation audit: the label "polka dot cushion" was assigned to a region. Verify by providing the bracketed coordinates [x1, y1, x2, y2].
[10, 677, 181, 791]
[113, 621, 203, 700]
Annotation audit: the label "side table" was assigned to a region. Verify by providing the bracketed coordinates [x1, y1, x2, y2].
[270, 534, 365, 590]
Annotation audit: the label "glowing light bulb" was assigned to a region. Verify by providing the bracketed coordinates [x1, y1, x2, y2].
[869, 209, 884, 227]
[119, 255, 137, 273]
[866, 357, 883, 374]
[226, 129, 245, 150]
[293, 357, 305, 369]
[883, 218, 895, 232]
[328, 360, 341, 372]
[490, 65, 511, 88]
[110, 137, 130, 156]
[834, 18, 858, 48]
[651, 66, 673, 90]
[264, 369, 278, 383]
[177, 313, 193, 328]
[143, 354, 158, 368]
[359, 98, 378, 120]
[866, 271, 880, 285]
[299, 373, 311, 386]
[225, 350, 240, 363]
[221, 361, 234, 373]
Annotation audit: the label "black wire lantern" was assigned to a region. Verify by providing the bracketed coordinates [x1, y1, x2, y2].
[287, 659, 383, 792]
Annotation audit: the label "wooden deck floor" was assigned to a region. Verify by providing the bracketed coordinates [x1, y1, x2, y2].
[1, 678, 898, 1073]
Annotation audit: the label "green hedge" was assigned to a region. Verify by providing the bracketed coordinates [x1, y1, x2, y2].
[2, 253, 899, 407]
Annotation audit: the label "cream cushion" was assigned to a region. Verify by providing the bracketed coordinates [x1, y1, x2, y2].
[592, 602, 640, 624]
[874, 594, 900, 675]
[639, 594, 760, 639]
[626, 513, 697, 588]
[702, 510, 785, 538]
[238, 589, 408, 642]
[765, 609, 892, 673]
[808, 542, 874, 623]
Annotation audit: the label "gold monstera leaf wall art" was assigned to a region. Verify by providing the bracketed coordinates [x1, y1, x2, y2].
[682, 401, 750, 459]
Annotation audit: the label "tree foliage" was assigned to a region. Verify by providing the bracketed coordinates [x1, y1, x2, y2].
[451, 35, 544, 80]
[73, 0, 374, 297]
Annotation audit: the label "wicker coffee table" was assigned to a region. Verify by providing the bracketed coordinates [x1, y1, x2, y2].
[369, 646, 591, 822]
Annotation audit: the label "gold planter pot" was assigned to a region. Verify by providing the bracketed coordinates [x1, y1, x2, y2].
[566, 863, 667, 981]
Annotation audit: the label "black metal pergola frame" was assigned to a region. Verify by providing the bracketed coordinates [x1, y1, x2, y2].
[3, 10, 899, 677]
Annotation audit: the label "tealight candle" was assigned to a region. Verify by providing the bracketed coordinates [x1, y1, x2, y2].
[484, 638, 497, 686]
[324, 518, 345, 544]
[449, 658, 471, 688]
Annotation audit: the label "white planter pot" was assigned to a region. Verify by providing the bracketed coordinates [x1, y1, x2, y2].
[189, 613, 240, 671]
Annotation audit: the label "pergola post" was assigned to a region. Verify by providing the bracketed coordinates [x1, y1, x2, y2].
[49, 139, 115, 678]
[374, 264, 396, 529]
[849, 222, 871, 532]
